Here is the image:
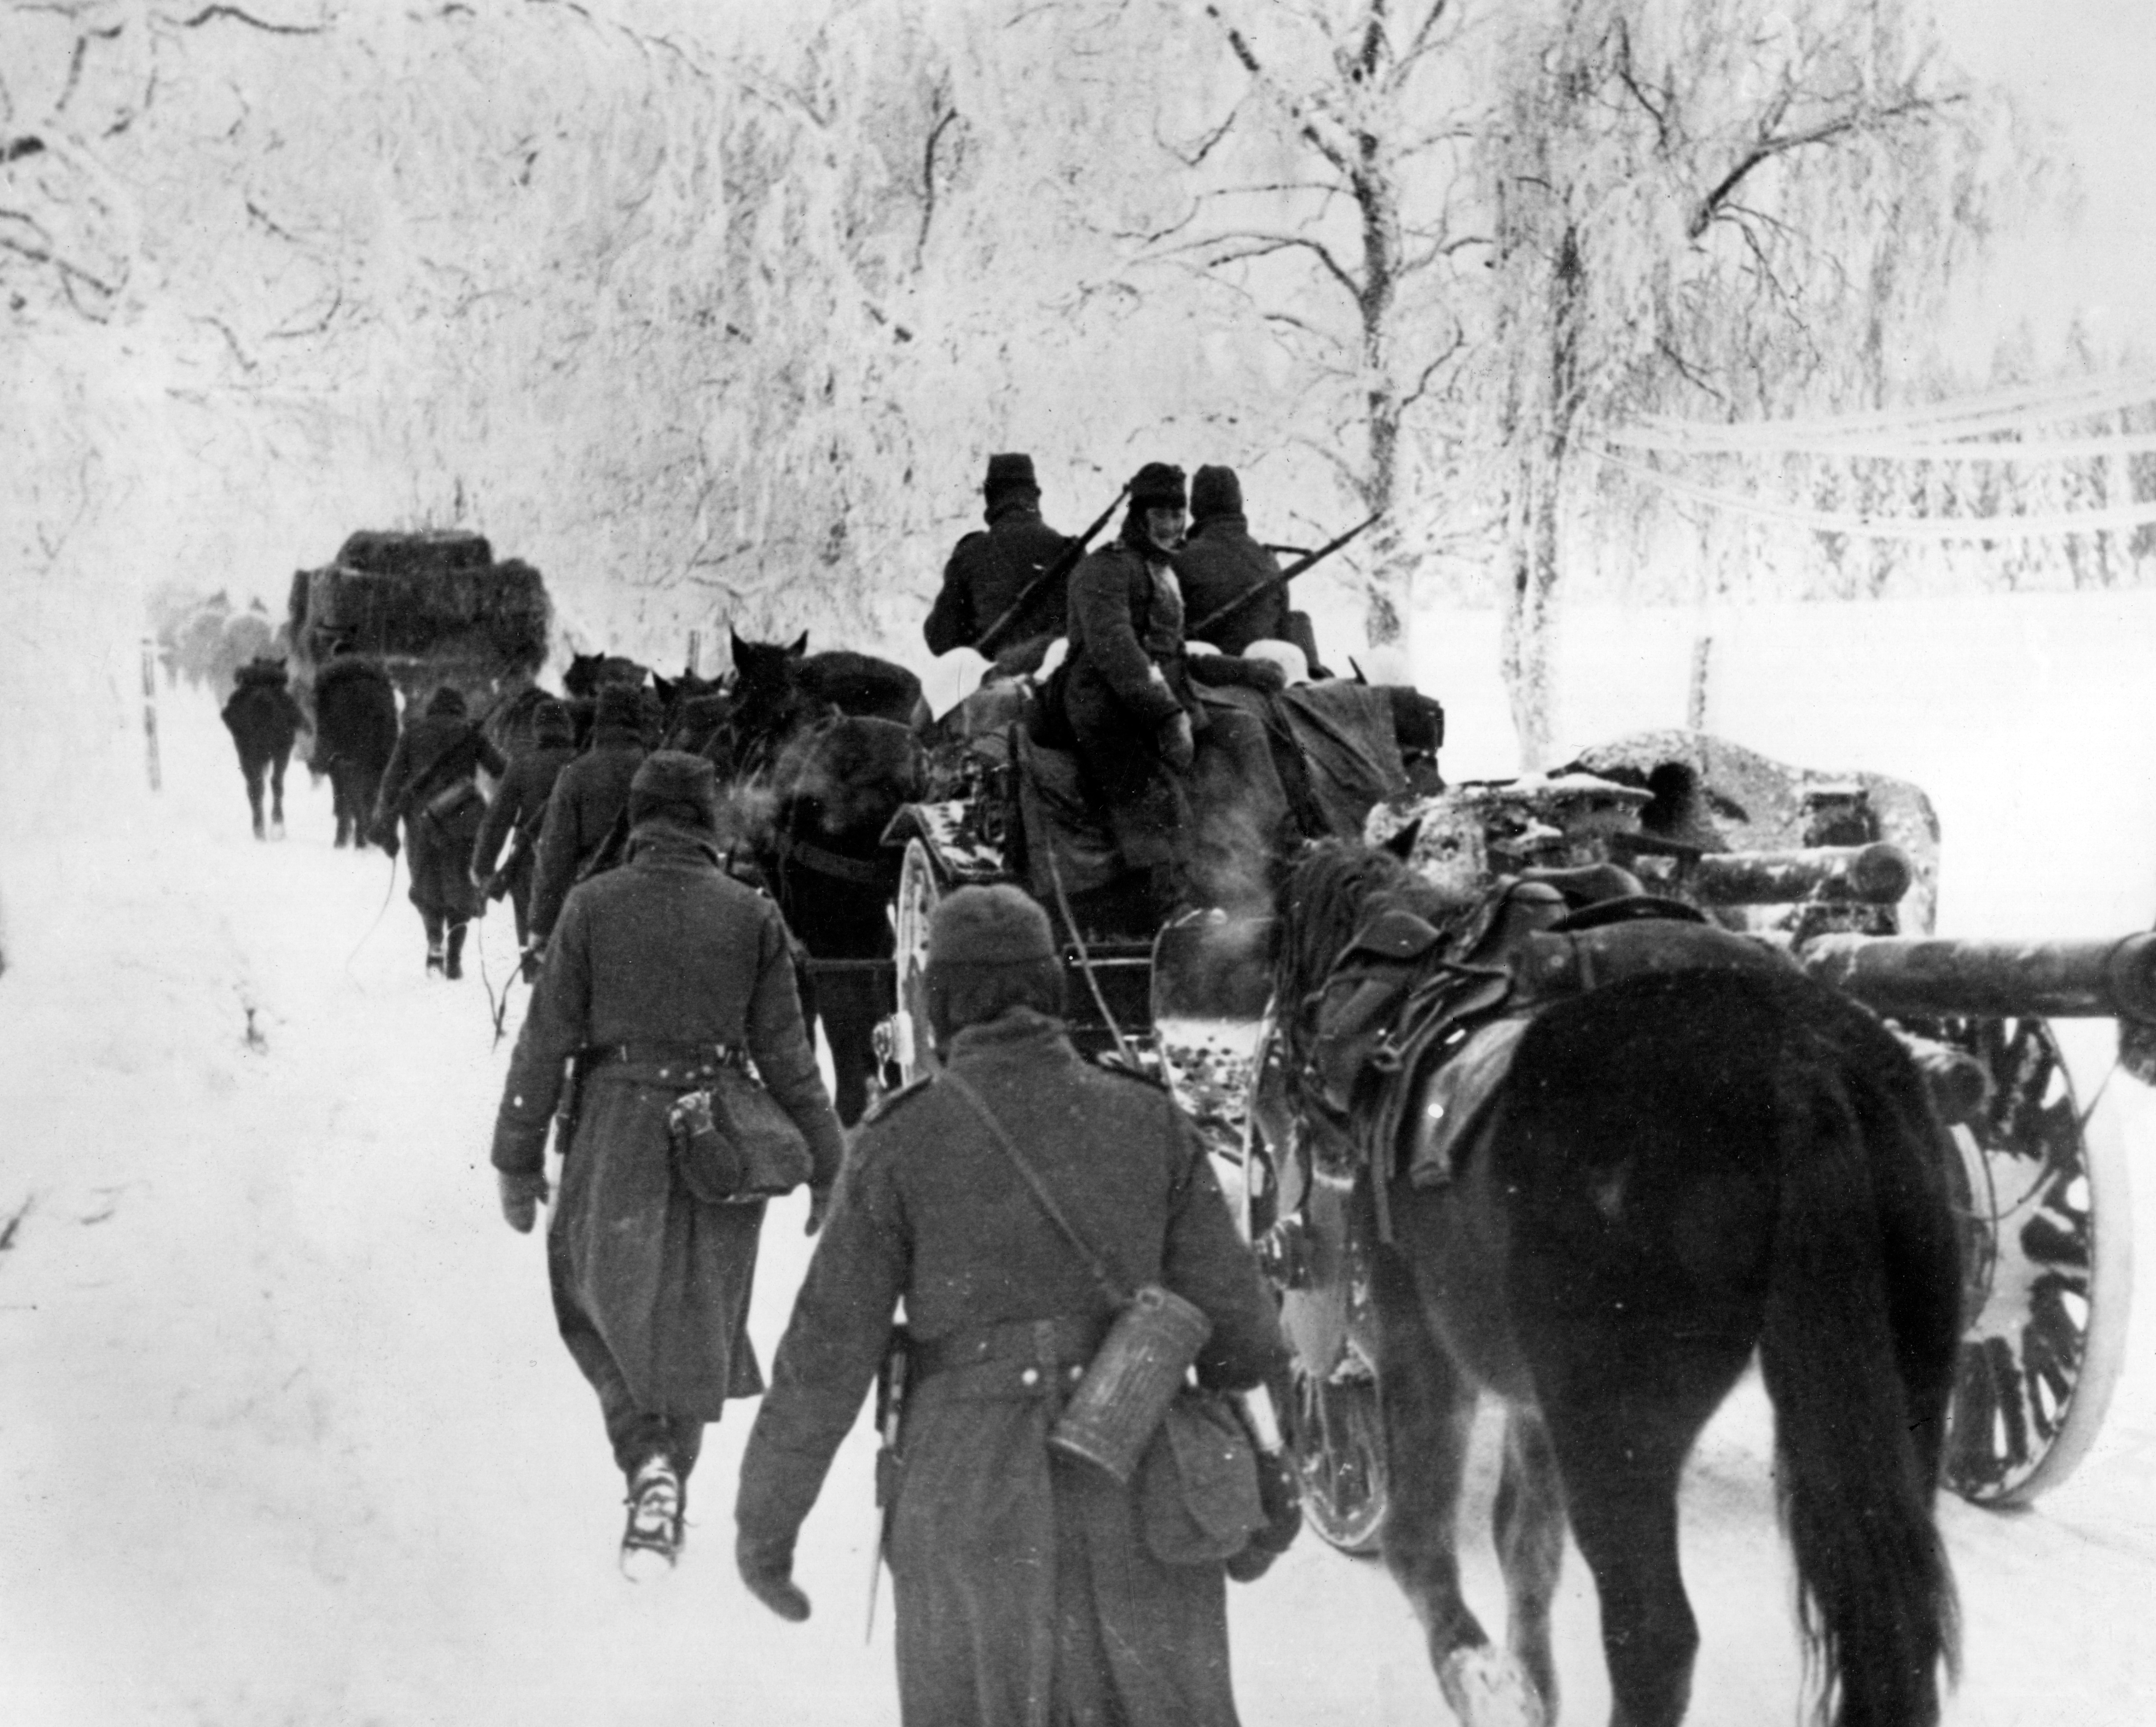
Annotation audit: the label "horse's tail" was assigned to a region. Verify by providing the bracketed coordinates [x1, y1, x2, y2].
[1758, 1015, 1961, 1727]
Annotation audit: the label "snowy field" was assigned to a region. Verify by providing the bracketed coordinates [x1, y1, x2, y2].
[6, 588, 2156, 1725]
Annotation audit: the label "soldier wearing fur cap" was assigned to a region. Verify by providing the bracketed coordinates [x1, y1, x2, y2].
[923, 452, 1078, 675]
[1057, 461, 1203, 914]
[526, 681, 649, 957]
[736, 883, 1290, 1726]
[370, 684, 506, 978]
[491, 750, 848, 1577]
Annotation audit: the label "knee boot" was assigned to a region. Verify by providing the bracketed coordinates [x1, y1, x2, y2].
[445, 921, 468, 981]
[423, 910, 446, 976]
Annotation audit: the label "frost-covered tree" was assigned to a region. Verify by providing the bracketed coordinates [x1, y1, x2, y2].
[1469, 0, 2003, 764]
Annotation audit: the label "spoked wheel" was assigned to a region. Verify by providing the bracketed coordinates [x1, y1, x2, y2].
[1246, 1038, 1389, 1556]
[1914, 1015, 2134, 1505]
[888, 839, 946, 1084]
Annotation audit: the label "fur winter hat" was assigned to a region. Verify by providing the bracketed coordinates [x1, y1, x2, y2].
[627, 750, 719, 832]
[1190, 464, 1243, 522]
[983, 452, 1040, 504]
[533, 697, 574, 745]
[1128, 462, 1188, 512]
[927, 884, 1056, 968]
[594, 683, 643, 730]
[426, 685, 467, 717]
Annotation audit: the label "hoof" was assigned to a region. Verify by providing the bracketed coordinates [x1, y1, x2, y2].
[1438, 1646, 1545, 1727]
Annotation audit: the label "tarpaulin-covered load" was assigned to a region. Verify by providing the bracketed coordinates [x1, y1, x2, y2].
[285, 530, 551, 701]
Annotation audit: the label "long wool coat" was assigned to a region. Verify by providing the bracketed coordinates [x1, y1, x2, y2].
[1174, 514, 1289, 655]
[374, 711, 505, 921]
[1061, 538, 1197, 868]
[492, 822, 847, 1417]
[526, 725, 647, 945]
[923, 500, 1075, 666]
[737, 1007, 1288, 1727]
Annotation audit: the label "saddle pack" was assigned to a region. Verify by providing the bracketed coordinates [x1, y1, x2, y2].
[1300, 881, 1789, 1197]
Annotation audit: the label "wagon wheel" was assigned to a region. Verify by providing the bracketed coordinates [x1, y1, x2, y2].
[1912, 1015, 2134, 1506]
[1246, 1041, 1389, 1556]
[888, 838, 946, 1085]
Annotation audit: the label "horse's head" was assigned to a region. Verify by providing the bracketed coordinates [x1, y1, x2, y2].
[725, 630, 817, 766]
[774, 716, 924, 841]
[563, 652, 606, 698]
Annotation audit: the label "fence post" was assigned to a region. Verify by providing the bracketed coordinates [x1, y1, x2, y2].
[141, 636, 163, 792]
[1686, 635, 1713, 734]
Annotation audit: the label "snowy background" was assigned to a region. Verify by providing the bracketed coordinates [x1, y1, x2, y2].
[5, 589, 2156, 1727]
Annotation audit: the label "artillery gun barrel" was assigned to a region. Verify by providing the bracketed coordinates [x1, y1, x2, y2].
[1798, 931, 2156, 1020]
[1682, 842, 1914, 907]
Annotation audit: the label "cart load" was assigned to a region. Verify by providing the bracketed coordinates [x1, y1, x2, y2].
[284, 529, 551, 705]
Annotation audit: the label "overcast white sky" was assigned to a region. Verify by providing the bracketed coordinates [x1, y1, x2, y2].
[1939, 0, 2156, 361]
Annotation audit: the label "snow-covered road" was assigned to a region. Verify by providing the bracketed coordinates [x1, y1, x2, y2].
[7, 594, 2156, 1724]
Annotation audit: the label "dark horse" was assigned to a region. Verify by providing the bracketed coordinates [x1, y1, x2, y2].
[310, 654, 400, 849]
[1269, 839, 1962, 1727]
[221, 658, 306, 839]
[716, 631, 930, 1126]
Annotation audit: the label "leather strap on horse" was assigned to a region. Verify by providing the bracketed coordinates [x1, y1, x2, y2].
[775, 829, 898, 888]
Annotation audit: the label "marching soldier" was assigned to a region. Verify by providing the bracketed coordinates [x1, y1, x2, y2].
[923, 452, 1077, 675]
[470, 695, 577, 970]
[491, 751, 847, 1577]
[735, 885, 1294, 1724]
[525, 682, 647, 959]
[370, 685, 504, 978]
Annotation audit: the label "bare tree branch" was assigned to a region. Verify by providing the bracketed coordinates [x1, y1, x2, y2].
[1689, 94, 1959, 238]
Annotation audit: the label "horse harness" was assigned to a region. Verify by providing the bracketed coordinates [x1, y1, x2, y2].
[1289, 879, 1790, 1242]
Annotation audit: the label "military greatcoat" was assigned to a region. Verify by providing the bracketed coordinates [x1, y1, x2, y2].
[470, 739, 577, 942]
[492, 820, 847, 1422]
[1174, 513, 1290, 656]
[737, 1006, 1288, 1727]
[923, 499, 1075, 669]
[525, 723, 646, 946]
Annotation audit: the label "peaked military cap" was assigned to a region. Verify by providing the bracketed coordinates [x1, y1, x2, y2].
[983, 452, 1040, 500]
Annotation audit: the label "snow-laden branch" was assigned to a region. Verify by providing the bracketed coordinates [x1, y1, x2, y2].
[1689, 93, 1961, 238]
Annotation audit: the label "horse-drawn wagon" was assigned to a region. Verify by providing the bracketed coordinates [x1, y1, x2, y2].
[284, 529, 551, 708]
[880, 716, 2147, 1561]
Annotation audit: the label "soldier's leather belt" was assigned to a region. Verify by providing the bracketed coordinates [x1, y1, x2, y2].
[587, 1040, 746, 1084]
[911, 1313, 1109, 1402]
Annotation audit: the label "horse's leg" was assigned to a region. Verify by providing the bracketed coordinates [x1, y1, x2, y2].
[1494, 1409, 1567, 1717]
[330, 763, 352, 848]
[1536, 1359, 1742, 1727]
[1371, 1240, 1544, 1727]
[823, 999, 873, 1128]
[243, 754, 266, 839]
[270, 747, 289, 838]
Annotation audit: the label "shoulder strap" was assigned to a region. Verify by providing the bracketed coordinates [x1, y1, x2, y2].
[938, 1068, 1130, 1308]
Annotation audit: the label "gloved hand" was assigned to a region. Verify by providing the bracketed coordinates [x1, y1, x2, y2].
[1158, 710, 1195, 772]
[496, 1168, 551, 1234]
[1225, 1449, 1304, 1583]
[737, 1531, 812, 1622]
[805, 1185, 833, 1237]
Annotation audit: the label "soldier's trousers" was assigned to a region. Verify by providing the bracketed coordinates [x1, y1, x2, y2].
[546, 1228, 708, 1485]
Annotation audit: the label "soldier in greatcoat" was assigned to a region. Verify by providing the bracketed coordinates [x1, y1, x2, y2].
[470, 695, 577, 970]
[735, 885, 1289, 1726]
[370, 685, 505, 978]
[1057, 461, 1201, 914]
[525, 682, 648, 959]
[491, 751, 847, 1576]
[923, 452, 1078, 676]
[1175, 464, 1331, 674]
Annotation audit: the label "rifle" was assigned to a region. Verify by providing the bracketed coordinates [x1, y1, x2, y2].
[972, 483, 1132, 660]
[1188, 511, 1382, 642]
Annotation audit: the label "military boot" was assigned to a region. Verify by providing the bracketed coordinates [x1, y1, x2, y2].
[445, 923, 468, 980]
[620, 1454, 683, 1581]
[426, 942, 445, 977]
